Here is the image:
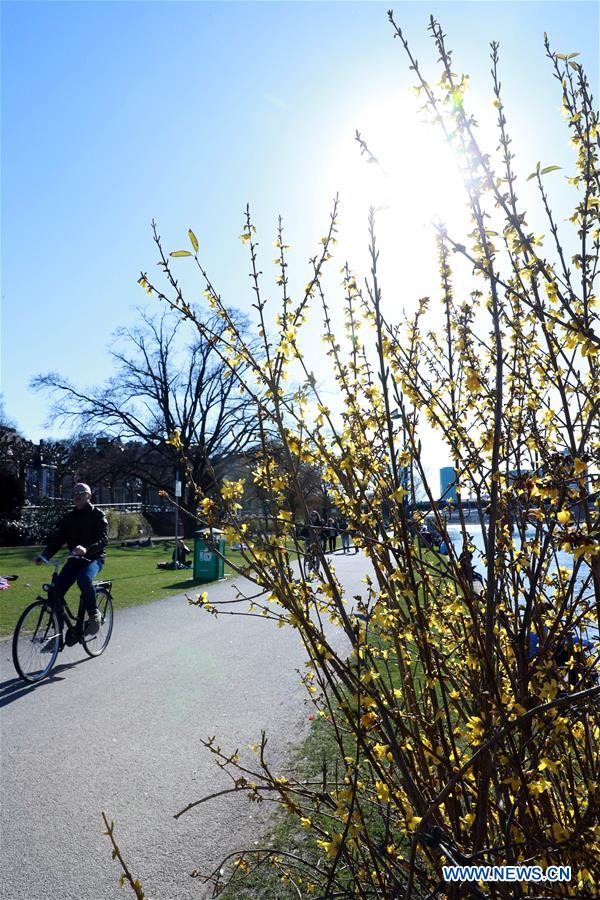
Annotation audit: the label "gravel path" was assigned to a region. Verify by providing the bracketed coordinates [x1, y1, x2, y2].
[0, 552, 366, 900]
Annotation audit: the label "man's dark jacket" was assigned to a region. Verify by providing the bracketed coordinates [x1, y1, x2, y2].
[42, 504, 109, 562]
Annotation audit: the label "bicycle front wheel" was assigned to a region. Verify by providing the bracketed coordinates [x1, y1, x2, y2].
[304, 554, 319, 580]
[82, 588, 113, 657]
[12, 600, 61, 683]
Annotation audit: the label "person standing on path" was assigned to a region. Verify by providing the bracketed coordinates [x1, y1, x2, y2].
[327, 517, 338, 553]
[309, 510, 326, 551]
[34, 482, 108, 633]
[339, 517, 350, 554]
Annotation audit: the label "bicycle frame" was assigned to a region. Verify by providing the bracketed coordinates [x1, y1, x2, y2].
[41, 555, 112, 645]
[303, 540, 322, 578]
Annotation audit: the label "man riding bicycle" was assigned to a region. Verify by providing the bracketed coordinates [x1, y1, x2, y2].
[35, 483, 108, 635]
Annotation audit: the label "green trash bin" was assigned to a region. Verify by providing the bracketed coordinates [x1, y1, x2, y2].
[193, 530, 226, 583]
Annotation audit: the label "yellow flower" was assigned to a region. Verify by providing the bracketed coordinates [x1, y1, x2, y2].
[166, 429, 183, 450]
[528, 778, 552, 797]
[465, 369, 482, 393]
[551, 822, 571, 843]
[317, 833, 342, 859]
[375, 781, 390, 803]
[360, 712, 377, 729]
[221, 479, 245, 499]
[372, 743, 390, 760]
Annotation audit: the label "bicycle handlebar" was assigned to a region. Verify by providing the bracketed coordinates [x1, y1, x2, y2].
[39, 554, 92, 572]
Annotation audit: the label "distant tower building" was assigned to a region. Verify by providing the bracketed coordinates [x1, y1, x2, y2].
[440, 467, 457, 503]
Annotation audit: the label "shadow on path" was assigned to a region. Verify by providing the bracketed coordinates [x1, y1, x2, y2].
[164, 579, 198, 591]
[0, 656, 92, 708]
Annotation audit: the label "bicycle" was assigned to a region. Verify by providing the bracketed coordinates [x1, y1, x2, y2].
[303, 540, 322, 580]
[12, 554, 114, 683]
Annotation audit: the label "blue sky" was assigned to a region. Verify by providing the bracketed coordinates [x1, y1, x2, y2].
[2, 1, 598, 461]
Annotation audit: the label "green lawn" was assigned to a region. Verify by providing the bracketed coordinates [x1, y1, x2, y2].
[0, 541, 245, 636]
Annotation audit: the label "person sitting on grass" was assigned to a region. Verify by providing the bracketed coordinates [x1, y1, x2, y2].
[458, 547, 485, 597]
[172, 539, 191, 568]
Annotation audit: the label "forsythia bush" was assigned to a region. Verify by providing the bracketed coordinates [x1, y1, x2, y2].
[120, 14, 599, 899]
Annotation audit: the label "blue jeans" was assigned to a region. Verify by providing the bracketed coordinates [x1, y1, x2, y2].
[54, 558, 103, 615]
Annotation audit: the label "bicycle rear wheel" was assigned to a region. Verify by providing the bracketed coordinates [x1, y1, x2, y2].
[303, 547, 320, 580]
[12, 600, 61, 683]
[82, 588, 113, 657]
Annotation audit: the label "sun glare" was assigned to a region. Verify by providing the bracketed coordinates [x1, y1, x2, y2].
[312, 89, 500, 469]
[319, 90, 490, 310]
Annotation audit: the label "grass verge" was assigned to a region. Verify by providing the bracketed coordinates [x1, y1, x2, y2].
[0, 541, 245, 635]
[217, 712, 340, 900]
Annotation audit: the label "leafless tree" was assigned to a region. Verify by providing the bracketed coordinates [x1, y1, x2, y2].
[0, 394, 17, 429]
[33, 308, 259, 534]
[247, 441, 324, 525]
[0, 425, 34, 493]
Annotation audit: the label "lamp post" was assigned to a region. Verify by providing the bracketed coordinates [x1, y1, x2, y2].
[174, 473, 182, 565]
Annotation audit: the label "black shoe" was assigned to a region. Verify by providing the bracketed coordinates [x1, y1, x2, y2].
[65, 627, 79, 646]
[85, 610, 102, 635]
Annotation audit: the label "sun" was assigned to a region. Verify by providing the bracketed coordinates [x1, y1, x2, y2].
[312, 88, 499, 471]
[318, 89, 487, 308]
